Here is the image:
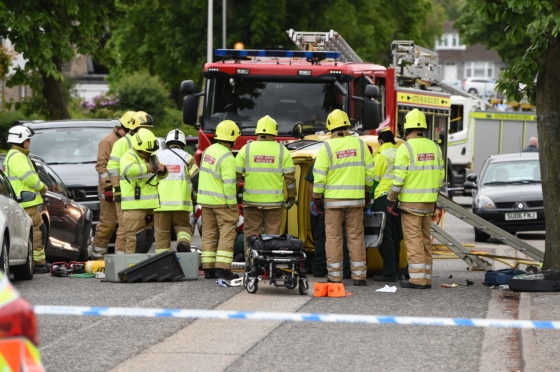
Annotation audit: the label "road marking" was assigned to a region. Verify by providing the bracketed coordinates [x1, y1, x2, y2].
[34, 305, 560, 330]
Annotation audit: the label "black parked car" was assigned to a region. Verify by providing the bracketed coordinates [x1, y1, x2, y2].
[22, 120, 119, 224]
[0, 154, 93, 261]
[464, 152, 545, 242]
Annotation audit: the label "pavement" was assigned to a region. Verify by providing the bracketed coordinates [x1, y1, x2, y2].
[13, 196, 560, 371]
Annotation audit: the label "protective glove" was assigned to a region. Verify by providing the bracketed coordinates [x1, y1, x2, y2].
[310, 198, 324, 217]
[40, 185, 49, 196]
[103, 186, 114, 202]
[113, 186, 122, 203]
[386, 200, 399, 217]
[283, 197, 296, 209]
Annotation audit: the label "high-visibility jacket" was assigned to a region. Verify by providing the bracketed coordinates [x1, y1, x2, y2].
[154, 147, 199, 212]
[372, 142, 398, 200]
[4, 147, 44, 208]
[312, 135, 375, 207]
[96, 127, 122, 198]
[107, 134, 132, 188]
[391, 137, 444, 203]
[120, 149, 164, 210]
[198, 143, 236, 205]
[235, 140, 296, 206]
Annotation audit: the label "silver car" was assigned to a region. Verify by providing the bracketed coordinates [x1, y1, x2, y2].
[0, 169, 35, 280]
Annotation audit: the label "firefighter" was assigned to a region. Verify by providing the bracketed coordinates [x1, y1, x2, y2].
[120, 128, 168, 254]
[154, 129, 199, 253]
[235, 115, 296, 265]
[92, 115, 130, 258]
[198, 120, 240, 280]
[370, 128, 401, 282]
[5, 126, 49, 273]
[312, 109, 375, 286]
[388, 109, 445, 289]
[107, 111, 153, 253]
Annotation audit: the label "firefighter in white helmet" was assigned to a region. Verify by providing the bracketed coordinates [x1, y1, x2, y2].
[312, 109, 375, 286]
[4, 126, 49, 273]
[154, 129, 199, 253]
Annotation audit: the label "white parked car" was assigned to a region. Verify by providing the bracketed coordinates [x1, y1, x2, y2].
[462, 78, 497, 97]
[0, 169, 35, 280]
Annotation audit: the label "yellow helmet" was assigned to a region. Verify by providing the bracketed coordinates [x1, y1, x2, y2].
[215, 120, 240, 142]
[132, 128, 159, 153]
[119, 111, 139, 130]
[404, 109, 427, 130]
[326, 109, 351, 131]
[255, 115, 278, 136]
[136, 111, 154, 128]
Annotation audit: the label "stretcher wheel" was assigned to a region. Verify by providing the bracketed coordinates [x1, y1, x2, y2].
[246, 277, 258, 294]
[298, 278, 308, 295]
[286, 278, 297, 289]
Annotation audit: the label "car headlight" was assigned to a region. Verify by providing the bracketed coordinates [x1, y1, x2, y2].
[476, 195, 496, 209]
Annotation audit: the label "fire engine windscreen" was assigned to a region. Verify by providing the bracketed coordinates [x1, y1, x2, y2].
[203, 78, 347, 135]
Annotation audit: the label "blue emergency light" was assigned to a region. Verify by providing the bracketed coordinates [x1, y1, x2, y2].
[214, 49, 341, 60]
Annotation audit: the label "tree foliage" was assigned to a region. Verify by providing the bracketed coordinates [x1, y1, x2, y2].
[0, 0, 119, 119]
[109, 0, 443, 94]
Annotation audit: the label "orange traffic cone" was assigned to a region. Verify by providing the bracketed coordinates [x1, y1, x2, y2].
[313, 282, 329, 297]
[327, 282, 346, 297]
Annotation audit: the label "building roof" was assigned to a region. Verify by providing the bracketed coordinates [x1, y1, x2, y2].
[438, 43, 503, 63]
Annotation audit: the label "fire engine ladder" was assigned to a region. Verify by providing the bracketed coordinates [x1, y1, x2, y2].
[391, 40, 440, 82]
[286, 29, 363, 63]
[436, 194, 544, 263]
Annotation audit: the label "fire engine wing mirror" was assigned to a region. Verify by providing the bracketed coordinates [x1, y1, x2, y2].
[180, 80, 195, 95]
[182, 94, 199, 125]
[364, 85, 380, 99]
[362, 100, 382, 131]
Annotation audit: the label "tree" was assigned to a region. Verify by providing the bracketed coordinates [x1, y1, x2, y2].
[0, 0, 118, 119]
[109, 0, 443, 96]
[456, 1, 560, 269]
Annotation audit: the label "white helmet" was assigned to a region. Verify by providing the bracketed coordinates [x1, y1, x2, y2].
[7, 125, 35, 145]
[165, 129, 186, 147]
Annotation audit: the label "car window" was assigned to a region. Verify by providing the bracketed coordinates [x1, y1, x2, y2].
[29, 126, 110, 164]
[481, 160, 540, 185]
[0, 171, 16, 199]
[34, 161, 69, 197]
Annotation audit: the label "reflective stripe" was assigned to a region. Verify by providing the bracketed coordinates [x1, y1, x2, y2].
[215, 152, 233, 171]
[373, 175, 382, 182]
[408, 263, 426, 269]
[329, 271, 343, 277]
[99, 172, 110, 179]
[409, 272, 426, 279]
[404, 142, 414, 165]
[391, 185, 402, 192]
[314, 183, 325, 189]
[401, 188, 441, 194]
[286, 183, 296, 189]
[283, 167, 295, 173]
[324, 200, 364, 207]
[31, 180, 42, 190]
[163, 173, 190, 181]
[198, 190, 236, 200]
[222, 178, 236, 184]
[20, 170, 33, 180]
[177, 232, 192, 241]
[244, 201, 283, 207]
[216, 251, 233, 257]
[108, 169, 119, 176]
[6, 176, 17, 181]
[245, 167, 284, 173]
[236, 167, 244, 173]
[200, 166, 216, 175]
[393, 175, 405, 183]
[278, 144, 284, 171]
[426, 274, 432, 279]
[365, 163, 374, 170]
[426, 265, 432, 270]
[120, 174, 153, 181]
[351, 261, 366, 267]
[324, 185, 364, 191]
[314, 168, 327, 176]
[109, 156, 120, 162]
[244, 188, 283, 195]
[404, 207, 434, 214]
[365, 177, 373, 183]
[352, 270, 367, 276]
[328, 262, 342, 269]
[324, 142, 333, 160]
[408, 165, 444, 171]
[393, 165, 408, 170]
[201, 252, 216, 256]
[121, 194, 158, 201]
[159, 201, 193, 207]
[329, 161, 365, 170]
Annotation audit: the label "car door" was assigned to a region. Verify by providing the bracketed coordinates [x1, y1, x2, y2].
[0, 171, 28, 261]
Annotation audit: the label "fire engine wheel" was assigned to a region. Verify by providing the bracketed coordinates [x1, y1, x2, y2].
[246, 277, 258, 294]
[298, 278, 308, 295]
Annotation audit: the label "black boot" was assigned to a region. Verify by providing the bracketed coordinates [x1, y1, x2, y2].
[400, 280, 430, 289]
[353, 279, 367, 286]
[204, 269, 217, 279]
[177, 241, 191, 252]
[33, 264, 50, 274]
[216, 268, 239, 280]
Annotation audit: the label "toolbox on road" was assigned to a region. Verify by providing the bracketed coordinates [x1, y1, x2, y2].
[105, 252, 200, 282]
[119, 251, 185, 283]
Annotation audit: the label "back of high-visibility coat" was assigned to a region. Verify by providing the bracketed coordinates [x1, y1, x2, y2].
[235, 141, 296, 206]
[312, 135, 375, 207]
[391, 137, 444, 203]
[107, 134, 132, 188]
[120, 149, 161, 210]
[198, 143, 236, 206]
[154, 148, 199, 212]
[372, 142, 398, 200]
[4, 148, 44, 208]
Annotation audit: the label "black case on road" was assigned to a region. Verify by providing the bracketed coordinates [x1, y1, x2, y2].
[118, 251, 185, 283]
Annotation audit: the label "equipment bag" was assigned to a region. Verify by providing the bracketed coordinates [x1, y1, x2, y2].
[247, 234, 304, 252]
[483, 269, 526, 286]
[509, 270, 560, 292]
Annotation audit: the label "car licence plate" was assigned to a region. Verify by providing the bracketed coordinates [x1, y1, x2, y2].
[505, 211, 537, 221]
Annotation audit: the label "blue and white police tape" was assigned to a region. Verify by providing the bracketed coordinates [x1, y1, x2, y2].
[34, 305, 560, 330]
